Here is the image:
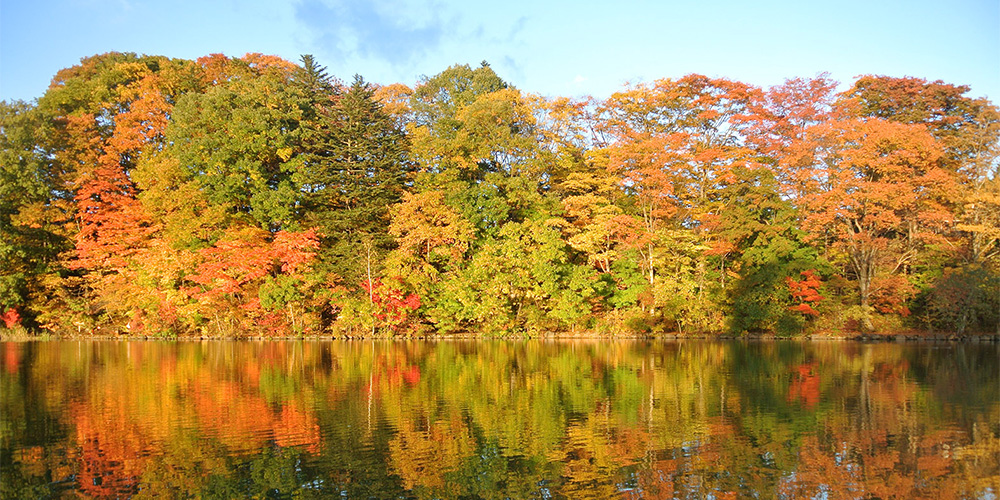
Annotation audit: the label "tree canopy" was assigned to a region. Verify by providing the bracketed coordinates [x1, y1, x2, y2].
[2, 55, 997, 336]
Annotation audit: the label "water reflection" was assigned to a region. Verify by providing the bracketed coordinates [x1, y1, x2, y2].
[1, 340, 997, 499]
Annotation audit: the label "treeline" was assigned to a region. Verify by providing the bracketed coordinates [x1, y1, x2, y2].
[1, 52, 998, 337]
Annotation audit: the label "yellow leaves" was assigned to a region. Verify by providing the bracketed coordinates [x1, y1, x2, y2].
[388, 414, 475, 491]
[558, 171, 616, 196]
[409, 84, 546, 178]
[389, 191, 474, 263]
[373, 82, 413, 122]
[455, 88, 537, 159]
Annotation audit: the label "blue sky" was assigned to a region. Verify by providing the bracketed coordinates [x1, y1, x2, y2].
[1, 0, 998, 103]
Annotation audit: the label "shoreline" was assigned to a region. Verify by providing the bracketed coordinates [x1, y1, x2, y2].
[3, 331, 999, 343]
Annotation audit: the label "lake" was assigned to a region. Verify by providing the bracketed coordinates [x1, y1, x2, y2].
[1, 340, 997, 499]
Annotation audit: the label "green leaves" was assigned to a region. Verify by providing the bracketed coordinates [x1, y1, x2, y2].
[297, 75, 411, 283]
[5, 54, 999, 336]
[167, 73, 306, 231]
[424, 221, 597, 333]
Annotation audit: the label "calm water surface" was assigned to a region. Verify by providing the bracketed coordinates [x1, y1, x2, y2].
[1, 340, 997, 499]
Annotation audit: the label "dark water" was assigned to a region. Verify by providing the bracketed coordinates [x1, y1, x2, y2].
[1, 340, 997, 499]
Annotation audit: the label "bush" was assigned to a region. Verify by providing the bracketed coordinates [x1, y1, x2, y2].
[923, 265, 999, 334]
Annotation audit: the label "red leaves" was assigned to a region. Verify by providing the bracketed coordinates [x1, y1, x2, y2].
[361, 278, 421, 324]
[787, 270, 824, 316]
[789, 303, 820, 316]
[188, 227, 318, 311]
[1, 308, 21, 328]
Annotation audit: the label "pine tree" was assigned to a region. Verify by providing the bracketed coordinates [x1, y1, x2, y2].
[298, 75, 412, 283]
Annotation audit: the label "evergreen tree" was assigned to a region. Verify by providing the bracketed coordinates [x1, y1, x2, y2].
[298, 75, 412, 283]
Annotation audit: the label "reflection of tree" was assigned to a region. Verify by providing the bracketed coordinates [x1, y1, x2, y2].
[0, 340, 997, 499]
[787, 362, 821, 408]
[776, 345, 998, 499]
[388, 414, 475, 494]
[71, 400, 148, 498]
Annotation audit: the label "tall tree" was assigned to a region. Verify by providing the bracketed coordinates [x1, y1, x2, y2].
[0, 101, 73, 327]
[410, 61, 508, 134]
[595, 75, 758, 329]
[298, 75, 411, 283]
[29, 53, 200, 331]
[838, 75, 1000, 264]
[294, 54, 335, 104]
[797, 118, 953, 330]
[165, 54, 306, 233]
[839, 76, 989, 164]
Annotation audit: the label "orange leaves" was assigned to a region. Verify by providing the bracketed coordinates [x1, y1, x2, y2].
[72, 160, 156, 270]
[189, 228, 272, 296]
[186, 227, 319, 333]
[196, 53, 297, 86]
[241, 53, 298, 74]
[787, 362, 821, 408]
[870, 273, 914, 316]
[745, 74, 838, 161]
[69, 66, 174, 281]
[196, 53, 234, 86]
[795, 116, 955, 315]
[797, 114, 954, 247]
[188, 227, 318, 306]
[787, 270, 824, 316]
[106, 75, 171, 154]
[373, 82, 414, 122]
[598, 75, 760, 232]
[273, 229, 321, 275]
[273, 402, 321, 453]
[839, 75, 989, 159]
[195, 52, 298, 86]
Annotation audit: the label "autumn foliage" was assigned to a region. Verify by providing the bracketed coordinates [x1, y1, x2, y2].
[787, 270, 824, 316]
[0, 308, 20, 328]
[361, 278, 421, 325]
[1, 53, 997, 336]
[3, 341, 995, 498]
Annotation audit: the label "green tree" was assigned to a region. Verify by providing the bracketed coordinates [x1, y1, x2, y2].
[710, 165, 824, 334]
[428, 221, 596, 333]
[297, 74, 412, 284]
[0, 101, 73, 327]
[410, 61, 508, 135]
[294, 54, 336, 108]
[165, 56, 305, 233]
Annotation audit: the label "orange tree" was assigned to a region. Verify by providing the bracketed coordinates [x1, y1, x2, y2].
[794, 117, 953, 330]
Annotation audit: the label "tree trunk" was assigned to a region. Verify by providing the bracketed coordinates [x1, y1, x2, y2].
[365, 239, 375, 337]
[859, 292, 876, 332]
[853, 247, 876, 332]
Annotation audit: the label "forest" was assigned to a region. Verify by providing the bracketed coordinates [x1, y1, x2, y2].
[0, 52, 998, 337]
